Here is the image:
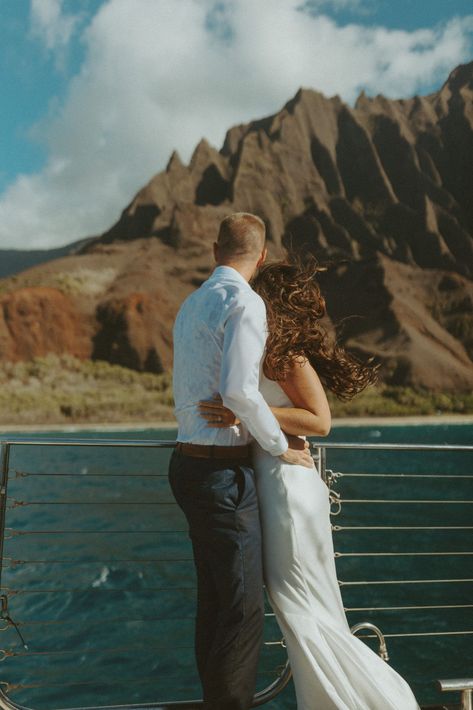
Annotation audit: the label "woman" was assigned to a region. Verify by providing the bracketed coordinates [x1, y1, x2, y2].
[199, 259, 420, 710]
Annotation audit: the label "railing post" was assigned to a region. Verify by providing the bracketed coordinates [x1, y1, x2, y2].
[0, 442, 14, 710]
[0, 443, 10, 584]
[319, 446, 327, 484]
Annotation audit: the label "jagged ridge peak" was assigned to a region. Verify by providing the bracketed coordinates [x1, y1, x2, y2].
[92, 63, 472, 285]
[166, 150, 184, 173]
[442, 60, 473, 92]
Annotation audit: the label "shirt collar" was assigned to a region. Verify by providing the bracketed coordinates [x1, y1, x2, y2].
[210, 265, 252, 290]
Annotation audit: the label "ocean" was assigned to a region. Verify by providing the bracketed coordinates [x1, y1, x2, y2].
[0, 422, 471, 709]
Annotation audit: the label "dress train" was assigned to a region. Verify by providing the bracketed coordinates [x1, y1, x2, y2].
[253, 376, 420, 710]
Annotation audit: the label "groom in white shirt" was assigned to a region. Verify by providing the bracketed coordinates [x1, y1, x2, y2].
[169, 212, 313, 710]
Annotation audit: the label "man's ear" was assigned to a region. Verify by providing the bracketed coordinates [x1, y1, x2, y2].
[256, 247, 267, 268]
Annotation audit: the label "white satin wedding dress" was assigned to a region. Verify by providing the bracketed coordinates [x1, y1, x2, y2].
[253, 374, 420, 710]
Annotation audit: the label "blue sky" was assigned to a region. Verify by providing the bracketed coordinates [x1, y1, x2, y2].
[1, 0, 100, 189]
[1, 0, 472, 249]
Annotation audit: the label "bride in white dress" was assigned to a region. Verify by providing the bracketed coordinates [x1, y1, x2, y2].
[200, 259, 420, 710]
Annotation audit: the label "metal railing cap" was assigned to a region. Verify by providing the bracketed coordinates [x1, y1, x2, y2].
[1, 439, 472, 451]
[437, 678, 473, 692]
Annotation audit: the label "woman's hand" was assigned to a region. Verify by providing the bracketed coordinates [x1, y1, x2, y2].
[198, 394, 241, 428]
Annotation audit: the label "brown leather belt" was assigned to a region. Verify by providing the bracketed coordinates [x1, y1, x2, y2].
[175, 442, 251, 460]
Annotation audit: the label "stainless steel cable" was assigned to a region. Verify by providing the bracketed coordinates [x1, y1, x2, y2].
[1, 615, 194, 628]
[18, 470, 471, 479]
[1, 611, 276, 628]
[1, 638, 285, 661]
[0, 585, 196, 595]
[7, 499, 175, 506]
[334, 551, 473, 557]
[355, 630, 473, 639]
[3, 557, 194, 565]
[333, 525, 473, 531]
[339, 578, 473, 586]
[338, 499, 473, 504]
[5, 528, 186, 536]
[336, 472, 473, 479]
[14, 470, 169, 477]
[345, 604, 473, 611]
[0, 642, 194, 660]
[3, 675, 185, 692]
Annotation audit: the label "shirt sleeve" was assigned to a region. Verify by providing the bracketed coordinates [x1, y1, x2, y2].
[219, 295, 288, 456]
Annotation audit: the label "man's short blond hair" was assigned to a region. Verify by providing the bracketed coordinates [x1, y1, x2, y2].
[217, 212, 266, 261]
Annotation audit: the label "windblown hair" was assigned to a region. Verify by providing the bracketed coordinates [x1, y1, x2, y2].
[251, 258, 379, 400]
[217, 212, 266, 260]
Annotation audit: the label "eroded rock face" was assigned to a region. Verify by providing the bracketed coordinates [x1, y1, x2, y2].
[93, 292, 167, 373]
[318, 255, 473, 391]
[1, 63, 472, 391]
[0, 287, 91, 362]
[90, 63, 473, 281]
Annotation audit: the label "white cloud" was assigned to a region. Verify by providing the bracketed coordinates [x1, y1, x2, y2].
[30, 0, 80, 63]
[1, 0, 473, 249]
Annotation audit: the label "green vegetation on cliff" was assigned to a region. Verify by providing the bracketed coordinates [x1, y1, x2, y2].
[0, 355, 173, 425]
[326, 386, 473, 417]
[0, 355, 472, 427]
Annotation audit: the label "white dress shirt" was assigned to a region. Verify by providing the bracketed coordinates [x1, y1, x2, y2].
[173, 265, 288, 456]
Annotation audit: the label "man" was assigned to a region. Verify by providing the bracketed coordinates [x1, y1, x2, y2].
[169, 212, 313, 710]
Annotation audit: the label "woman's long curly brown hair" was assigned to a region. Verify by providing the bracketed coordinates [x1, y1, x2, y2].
[251, 258, 378, 400]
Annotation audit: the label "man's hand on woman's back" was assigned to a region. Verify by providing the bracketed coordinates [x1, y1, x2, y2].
[280, 435, 314, 468]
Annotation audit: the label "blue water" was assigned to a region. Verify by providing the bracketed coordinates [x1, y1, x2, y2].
[0, 423, 471, 709]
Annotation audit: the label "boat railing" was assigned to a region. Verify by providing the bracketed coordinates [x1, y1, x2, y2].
[0, 438, 471, 710]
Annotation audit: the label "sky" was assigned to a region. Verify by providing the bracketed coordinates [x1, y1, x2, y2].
[1, 0, 472, 250]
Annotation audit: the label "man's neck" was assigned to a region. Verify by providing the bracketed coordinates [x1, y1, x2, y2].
[216, 261, 255, 283]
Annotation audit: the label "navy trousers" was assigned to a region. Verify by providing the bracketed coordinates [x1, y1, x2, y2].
[168, 448, 265, 710]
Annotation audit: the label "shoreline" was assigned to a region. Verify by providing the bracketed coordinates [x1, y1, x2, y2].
[1, 414, 472, 434]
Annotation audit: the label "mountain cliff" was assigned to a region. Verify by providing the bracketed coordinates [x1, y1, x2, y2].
[1, 63, 472, 392]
